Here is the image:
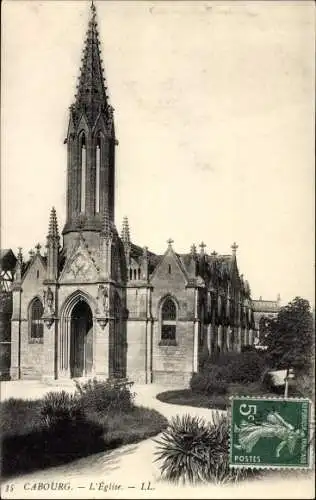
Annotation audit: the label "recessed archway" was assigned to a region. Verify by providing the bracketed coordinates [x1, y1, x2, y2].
[70, 299, 93, 378]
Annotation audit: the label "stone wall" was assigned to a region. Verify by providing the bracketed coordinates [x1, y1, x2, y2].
[150, 250, 197, 385]
[0, 291, 12, 379]
[10, 256, 46, 380]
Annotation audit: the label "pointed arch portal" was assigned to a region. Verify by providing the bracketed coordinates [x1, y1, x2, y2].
[59, 291, 95, 378]
[70, 299, 93, 378]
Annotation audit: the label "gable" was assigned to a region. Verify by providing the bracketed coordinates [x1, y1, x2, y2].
[21, 255, 46, 286]
[59, 237, 99, 283]
[92, 112, 107, 134]
[76, 112, 90, 135]
[150, 249, 188, 288]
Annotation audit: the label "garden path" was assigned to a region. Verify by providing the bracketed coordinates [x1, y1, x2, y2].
[1, 381, 313, 499]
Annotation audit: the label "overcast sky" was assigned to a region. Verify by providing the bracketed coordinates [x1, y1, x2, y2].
[1, 0, 315, 306]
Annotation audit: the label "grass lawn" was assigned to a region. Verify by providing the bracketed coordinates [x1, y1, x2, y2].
[156, 382, 293, 410]
[1, 396, 168, 479]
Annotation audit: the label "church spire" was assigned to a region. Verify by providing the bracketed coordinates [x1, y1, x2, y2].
[63, 1, 116, 241]
[73, 0, 113, 127]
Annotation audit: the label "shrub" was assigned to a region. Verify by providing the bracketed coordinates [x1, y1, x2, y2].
[2, 416, 106, 478]
[0, 398, 43, 437]
[74, 377, 135, 413]
[218, 352, 266, 383]
[241, 345, 257, 353]
[190, 372, 228, 395]
[202, 351, 266, 384]
[154, 412, 256, 484]
[294, 373, 314, 398]
[40, 391, 83, 428]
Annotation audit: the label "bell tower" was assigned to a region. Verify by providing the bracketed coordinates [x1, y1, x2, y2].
[62, 1, 116, 250]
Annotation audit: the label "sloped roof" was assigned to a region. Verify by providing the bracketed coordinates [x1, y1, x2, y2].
[21, 254, 47, 278]
[0, 249, 17, 271]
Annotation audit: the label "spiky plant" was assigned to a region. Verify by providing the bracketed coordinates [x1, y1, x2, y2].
[40, 391, 83, 428]
[154, 412, 257, 485]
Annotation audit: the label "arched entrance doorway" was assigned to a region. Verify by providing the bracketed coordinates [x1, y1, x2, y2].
[70, 299, 93, 378]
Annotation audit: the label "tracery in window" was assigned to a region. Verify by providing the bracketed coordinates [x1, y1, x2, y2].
[29, 298, 44, 341]
[160, 296, 177, 344]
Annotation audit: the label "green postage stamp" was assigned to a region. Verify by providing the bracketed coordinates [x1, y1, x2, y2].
[230, 397, 313, 469]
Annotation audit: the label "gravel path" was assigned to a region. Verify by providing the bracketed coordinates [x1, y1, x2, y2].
[1, 381, 313, 499]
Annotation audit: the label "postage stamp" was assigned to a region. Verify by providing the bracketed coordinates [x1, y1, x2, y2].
[230, 397, 313, 469]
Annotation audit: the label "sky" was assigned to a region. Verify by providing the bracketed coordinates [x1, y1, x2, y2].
[1, 0, 315, 306]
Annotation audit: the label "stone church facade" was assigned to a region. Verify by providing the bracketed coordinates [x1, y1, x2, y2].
[9, 2, 256, 386]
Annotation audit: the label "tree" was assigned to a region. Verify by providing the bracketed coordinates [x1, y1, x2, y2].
[265, 297, 314, 374]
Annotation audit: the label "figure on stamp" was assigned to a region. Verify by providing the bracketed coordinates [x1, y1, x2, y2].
[234, 411, 305, 457]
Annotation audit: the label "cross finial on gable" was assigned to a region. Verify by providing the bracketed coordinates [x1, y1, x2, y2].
[29, 249, 35, 258]
[17, 247, 23, 264]
[211, 250, 217, 257]
[231, 242, 238, 255]
[35, 243, 42, 254]
[167, 238, 174, 249]
[190, 244, 197, 256]
[199, 241, 206, 254]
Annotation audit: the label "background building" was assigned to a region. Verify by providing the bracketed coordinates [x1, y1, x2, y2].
[252, 295, 281, 348]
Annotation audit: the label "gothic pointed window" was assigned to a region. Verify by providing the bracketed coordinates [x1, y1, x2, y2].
[29, 298, 44, 342]
[80, 133, 86, 212]
[160, 296, 177, 345]
[96, 134, 101, 213]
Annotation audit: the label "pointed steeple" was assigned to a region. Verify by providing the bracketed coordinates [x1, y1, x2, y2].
[121, 216, 130, 244]
[63, 1, 117, 240]
[72, 0, 113, 128]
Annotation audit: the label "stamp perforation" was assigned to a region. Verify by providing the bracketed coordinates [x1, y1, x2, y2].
[229, 396, 314, 470]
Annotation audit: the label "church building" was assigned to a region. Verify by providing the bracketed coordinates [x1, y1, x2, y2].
[9, 2, 256, 386]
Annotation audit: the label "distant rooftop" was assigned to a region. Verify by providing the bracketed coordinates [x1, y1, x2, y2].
[252, 297, 280, 313]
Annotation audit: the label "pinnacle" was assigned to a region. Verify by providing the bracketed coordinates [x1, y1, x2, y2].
[102, 206, 111, 236]
[121, 216, 130, 244]
[48, 207, 59, 239]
